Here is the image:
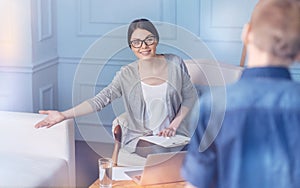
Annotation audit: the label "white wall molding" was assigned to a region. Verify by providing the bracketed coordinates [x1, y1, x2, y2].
[39, 84, 54, 109]
[33, 56, 58, 73]
[37, 0, 53, 41]
[75, 122, 114, 143]
[87, 0, 162, 24]
[76, 119, 112, 130]
[200, 0, 257, 41]
[59, 56, 132, 66]
[79, 82, 107, 90]
[0, 65, 33, 74]
[76, 0, 177, 37]
[0, 56, 58, 73]
[76, 82, 106, 102]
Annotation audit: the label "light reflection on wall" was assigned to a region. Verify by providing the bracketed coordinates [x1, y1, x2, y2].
[0, 0, 33, 112]
[0, 0, 31, 66]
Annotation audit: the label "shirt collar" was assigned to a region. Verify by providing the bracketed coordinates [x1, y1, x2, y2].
[241, 67, 291, 80]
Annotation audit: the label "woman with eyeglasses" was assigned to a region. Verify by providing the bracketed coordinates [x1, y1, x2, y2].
[35, 18, 197, 157]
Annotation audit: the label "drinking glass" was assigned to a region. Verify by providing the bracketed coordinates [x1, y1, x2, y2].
[98, 158, 113, 188]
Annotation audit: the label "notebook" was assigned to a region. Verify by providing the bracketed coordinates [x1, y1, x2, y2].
[139, 135, 190, 148]
[124, 151, 186, 185]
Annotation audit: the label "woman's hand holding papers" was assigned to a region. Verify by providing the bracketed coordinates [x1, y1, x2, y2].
[158, 106, 189, 137]
[158, 126, 177, 137]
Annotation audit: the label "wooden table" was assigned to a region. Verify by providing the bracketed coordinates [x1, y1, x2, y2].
[89, 179, 186, 188]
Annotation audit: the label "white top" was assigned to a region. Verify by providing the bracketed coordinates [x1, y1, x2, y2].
[141, 81, 170, 134]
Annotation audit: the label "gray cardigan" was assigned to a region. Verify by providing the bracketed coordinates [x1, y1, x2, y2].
[87, 54, 197, 152]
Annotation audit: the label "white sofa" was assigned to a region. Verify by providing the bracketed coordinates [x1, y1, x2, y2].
[0, 111, 75, 187]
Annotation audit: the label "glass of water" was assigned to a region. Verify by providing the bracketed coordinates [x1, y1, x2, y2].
[98, 158, 113, 188]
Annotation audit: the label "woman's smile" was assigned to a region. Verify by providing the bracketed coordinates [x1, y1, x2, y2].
[130, 28, 157, 60]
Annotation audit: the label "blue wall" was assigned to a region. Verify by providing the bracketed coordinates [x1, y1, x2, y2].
[1, 0, 299, 142]
[55, 0, 262, 142]
[57, 0, 299, 142]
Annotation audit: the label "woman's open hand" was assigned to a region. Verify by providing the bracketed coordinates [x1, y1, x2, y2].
[34, 110, 66, 129]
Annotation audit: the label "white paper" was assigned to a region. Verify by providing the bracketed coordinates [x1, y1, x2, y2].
[139, 135, 190, 148]
[113, 166, 143, 180]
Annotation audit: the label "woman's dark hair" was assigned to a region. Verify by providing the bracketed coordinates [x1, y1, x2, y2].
[127, 18, 159, 48]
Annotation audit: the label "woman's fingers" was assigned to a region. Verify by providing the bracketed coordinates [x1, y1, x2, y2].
[46, 122, 55, 128]
[34, 119, 49, 128]
[35, 110, 61, 128]
[35, 118, 57, 129]
[158, 127, 176, 137]
[38, 110, 49, 115]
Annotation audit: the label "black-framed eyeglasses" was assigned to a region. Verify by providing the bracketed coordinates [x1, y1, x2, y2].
[130, 35, 157, 48]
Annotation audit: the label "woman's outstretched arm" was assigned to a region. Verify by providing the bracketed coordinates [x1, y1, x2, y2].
[34, 101, 94, 128]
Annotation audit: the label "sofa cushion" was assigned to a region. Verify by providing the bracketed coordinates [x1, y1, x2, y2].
[0, 153, 69, 187]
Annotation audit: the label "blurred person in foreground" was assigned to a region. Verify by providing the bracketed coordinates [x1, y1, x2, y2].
[181, 0, 300, 187]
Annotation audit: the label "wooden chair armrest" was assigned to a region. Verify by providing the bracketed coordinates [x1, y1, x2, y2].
[114, 124, 122, 143]
[112, 125, 122, 166]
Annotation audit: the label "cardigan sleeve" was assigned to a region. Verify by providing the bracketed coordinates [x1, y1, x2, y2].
[178, 56, 197, 108]
[86, 68, 124, 111]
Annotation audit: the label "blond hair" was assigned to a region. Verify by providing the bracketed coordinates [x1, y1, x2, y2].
[250, 0, 300, 60]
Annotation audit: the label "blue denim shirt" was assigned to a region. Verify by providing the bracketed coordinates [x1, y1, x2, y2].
[181, 67, 300, 188]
